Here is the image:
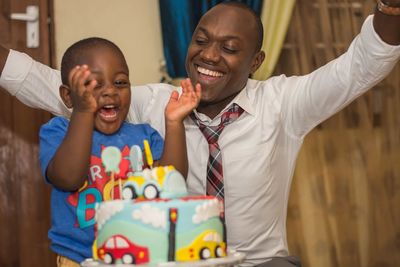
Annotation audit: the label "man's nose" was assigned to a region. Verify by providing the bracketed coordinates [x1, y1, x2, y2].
[200, 43, 220, 63]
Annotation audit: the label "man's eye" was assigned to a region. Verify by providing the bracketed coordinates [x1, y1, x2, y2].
[195, 38, 207, 45]
[223, 47, 237, 54]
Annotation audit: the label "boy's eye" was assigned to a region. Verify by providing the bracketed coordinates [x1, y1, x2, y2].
[115, 80, 129, 87]
[94, 82, 103, 89]
[84, 79, 95, 87]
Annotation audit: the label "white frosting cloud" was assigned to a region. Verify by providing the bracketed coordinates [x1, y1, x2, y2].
[132, 204, 166, 229]
[96, 201, 124, 230]
[192, 199, 220, 224]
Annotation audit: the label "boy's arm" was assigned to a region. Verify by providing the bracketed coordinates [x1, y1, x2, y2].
[47, 66, 97, 191]
[373, 1, 400, 45]
[161, 119, 189, 177]
[158, 79, 201, 177]
[47, 111, 94, 191]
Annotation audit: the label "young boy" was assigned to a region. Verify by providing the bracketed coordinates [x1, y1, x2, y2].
[39, 37, 200, 267]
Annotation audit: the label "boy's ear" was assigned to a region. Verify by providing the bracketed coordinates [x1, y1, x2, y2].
[250, 50, 265, 73]
[59, 85, 73, 108]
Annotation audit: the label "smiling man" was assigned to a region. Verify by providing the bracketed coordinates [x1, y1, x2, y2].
[185, 3, 265, 119]
[1, 2, 400, 267]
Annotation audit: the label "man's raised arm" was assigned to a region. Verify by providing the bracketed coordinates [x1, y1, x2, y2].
[373, 0, 400, 45]
[0, 45, 70, 117]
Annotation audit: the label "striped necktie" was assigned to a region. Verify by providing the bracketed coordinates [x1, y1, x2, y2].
[191, 103, 244, 201]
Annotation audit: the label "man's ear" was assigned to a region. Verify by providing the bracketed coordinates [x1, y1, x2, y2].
[250, 50, 265, 73]
[59, 85, 73, 108]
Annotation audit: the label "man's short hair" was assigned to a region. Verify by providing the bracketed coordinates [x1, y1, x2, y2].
[218, 1, 264, 51]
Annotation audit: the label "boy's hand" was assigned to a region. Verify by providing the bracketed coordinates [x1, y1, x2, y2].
[68, 65, 98, 113]
[165, 78, 201, 123]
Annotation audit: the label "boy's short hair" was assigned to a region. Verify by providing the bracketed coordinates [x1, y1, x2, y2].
[60, 37, 127, 85]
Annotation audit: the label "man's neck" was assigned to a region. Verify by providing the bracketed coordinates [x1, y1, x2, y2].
[197, 93, 240, 119]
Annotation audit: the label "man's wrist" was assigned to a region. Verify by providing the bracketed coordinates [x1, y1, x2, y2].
[0, 46, 10, 77]
[377, 0, 400, 15]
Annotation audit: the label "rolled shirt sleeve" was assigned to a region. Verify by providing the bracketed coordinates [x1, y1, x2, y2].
[0, 49, 70, 117]
[0, 49, 178, 131]
[281, 15, 400, 138]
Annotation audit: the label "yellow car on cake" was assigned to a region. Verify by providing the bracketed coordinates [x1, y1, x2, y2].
[121, 166, 188, 200]
[176, 230, 226, 261]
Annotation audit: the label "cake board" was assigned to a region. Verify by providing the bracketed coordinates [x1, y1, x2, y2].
[81, 250, 246, 267]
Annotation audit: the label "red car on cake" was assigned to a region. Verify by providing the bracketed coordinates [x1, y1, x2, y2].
[97, 234, 149, 264]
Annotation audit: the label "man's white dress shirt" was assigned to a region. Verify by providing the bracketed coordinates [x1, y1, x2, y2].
[1, 15, 399, 266]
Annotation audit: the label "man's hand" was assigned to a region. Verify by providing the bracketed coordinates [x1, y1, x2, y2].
[165, 78, 201, 123]
[374, 0, 400, 45]
[68, 65, 98, 113]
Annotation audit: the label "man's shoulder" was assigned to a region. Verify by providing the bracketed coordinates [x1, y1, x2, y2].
[132, 82, 177, 92]
[247, 75, 294, 94]
[130, 83, 178, 106]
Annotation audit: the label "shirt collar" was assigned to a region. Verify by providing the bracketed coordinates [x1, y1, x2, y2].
[235, 83, 255, 116]
[192, 80, 255, 124]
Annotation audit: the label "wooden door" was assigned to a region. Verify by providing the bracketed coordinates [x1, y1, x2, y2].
[0, 0, 55, 267]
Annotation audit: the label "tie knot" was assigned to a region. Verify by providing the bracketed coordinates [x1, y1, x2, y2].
[191, 103, 244, 145]
[220, 103, 244, 127]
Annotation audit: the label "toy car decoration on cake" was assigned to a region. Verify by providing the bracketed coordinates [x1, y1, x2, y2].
[91, 140, 227, 265]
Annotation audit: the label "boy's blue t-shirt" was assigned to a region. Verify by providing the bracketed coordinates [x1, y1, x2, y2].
[39, 116, 164, 263]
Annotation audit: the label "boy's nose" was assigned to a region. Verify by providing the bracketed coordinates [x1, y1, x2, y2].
[101, 85, 118, 97]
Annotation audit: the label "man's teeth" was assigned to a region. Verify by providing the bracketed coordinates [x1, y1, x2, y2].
[197, 67, 223, 77]
[104, 105, 115, 108]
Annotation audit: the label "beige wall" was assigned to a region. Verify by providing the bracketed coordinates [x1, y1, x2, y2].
[53, 0, 164, 85]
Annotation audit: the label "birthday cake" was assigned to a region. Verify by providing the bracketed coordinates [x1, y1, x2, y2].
[91, 143, 226, 265]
